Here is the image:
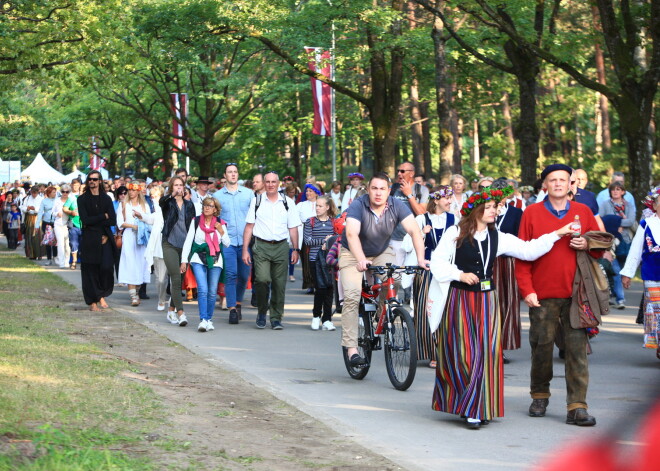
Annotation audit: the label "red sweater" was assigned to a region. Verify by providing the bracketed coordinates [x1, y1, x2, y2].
[516, 200, 600, 300]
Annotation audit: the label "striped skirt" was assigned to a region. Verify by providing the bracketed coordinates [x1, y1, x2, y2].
[643, 281, 660, 349]
[23, 213, 44, 259]
[494, 256, 521, 350]
[413, 270, 437, 361]
[432, 286, 504, 421]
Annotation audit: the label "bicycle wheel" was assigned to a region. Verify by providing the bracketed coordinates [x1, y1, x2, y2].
[342, 310, 373, 380]
[384, 306, 417, 391]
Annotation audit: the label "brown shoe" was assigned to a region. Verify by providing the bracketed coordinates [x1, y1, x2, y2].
[566, 408, 596, 426]
[528, 398, 549, 417]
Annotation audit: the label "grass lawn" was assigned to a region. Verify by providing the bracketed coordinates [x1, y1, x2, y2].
[0, 252, 162, 470]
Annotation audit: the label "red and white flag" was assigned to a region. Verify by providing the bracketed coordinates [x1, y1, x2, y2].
[170, 93, 188, 152]
[89, 136, 105, 170]
[304, 48, 332, 136]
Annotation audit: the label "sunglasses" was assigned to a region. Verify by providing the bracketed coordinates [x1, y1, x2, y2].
[61, 191, 70, 194]
[397, 169, 411, 173]
[225, 162, 238, 168]
[266, 170, 278, 175]
[87, 177, 100, 182]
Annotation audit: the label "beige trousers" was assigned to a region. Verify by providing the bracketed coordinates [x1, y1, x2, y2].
[338, 246, 395, 348]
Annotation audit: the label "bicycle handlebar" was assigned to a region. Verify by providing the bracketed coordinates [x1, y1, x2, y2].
[367, 263, 424, 276]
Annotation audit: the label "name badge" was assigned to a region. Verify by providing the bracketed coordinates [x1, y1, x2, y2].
[480, 279, 492, 292]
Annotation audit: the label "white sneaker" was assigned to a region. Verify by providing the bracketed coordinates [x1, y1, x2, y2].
[322, 320, 336, 331]
[178, 313, 188, 327]
[166, 310, 179, 324]
[198, 320, 208, 332]
[157, 302, 166, 311]
[311, 317, 321, 330]
[206, 320, 215, 331]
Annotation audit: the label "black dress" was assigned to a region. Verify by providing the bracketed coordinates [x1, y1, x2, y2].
[78, 191, 118, 305]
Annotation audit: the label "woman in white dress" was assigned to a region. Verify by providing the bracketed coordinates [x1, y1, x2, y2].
[52, 184, 71, 268]
[144, 185, 169, 311]
[117, 181, 155, 306]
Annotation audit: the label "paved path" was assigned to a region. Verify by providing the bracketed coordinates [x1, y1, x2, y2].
[36, 258, 659, 471]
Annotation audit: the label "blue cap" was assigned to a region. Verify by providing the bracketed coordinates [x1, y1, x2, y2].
[540, 164, 573, 181]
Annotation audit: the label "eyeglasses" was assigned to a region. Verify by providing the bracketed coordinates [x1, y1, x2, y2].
[87, 177, 100, 182]
[203, 204, 215, 208]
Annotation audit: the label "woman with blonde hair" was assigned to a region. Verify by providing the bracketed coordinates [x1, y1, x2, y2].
[181, 197, 230, 332]
[449, 174, 468, 220]
[145, 184, 170, 311]
[117, 181, 155, 306]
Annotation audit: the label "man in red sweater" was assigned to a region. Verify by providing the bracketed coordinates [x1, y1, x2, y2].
[516, 164, 600, 427]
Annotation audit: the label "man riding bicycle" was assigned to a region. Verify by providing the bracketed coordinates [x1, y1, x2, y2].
[338, 172, 429, 366]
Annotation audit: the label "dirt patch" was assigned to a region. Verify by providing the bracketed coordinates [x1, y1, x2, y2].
[62, 302, 403, 470]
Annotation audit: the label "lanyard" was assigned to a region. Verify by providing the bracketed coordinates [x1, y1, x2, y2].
[496, 206, 507, 230]
[478, 231, 491, 275]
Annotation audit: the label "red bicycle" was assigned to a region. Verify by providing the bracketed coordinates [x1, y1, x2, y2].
[342, 264, 420, 391]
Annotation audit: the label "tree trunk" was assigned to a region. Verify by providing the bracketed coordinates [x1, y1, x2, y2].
[54, 141, 63, 173]
[431, 0, 455, 183]
[470, 118, 480, 172]
[591, 5, 612, 151]
[421, 101, 432, 177]
[501, 92, 516, 157]
[504, 40, 540, 185]
[407, 1, 425, 173]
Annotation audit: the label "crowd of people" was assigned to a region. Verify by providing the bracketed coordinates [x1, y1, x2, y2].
[1, 162, 658, 431]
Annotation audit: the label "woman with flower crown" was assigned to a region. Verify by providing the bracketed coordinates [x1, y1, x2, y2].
[427, 186, 573, 429]
[620, 185, 660, 360]
[411, 186, 456, 368]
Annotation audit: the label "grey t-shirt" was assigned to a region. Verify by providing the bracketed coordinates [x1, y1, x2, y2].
[167, 203, 188, 248]
[390, 183, 429, 241]
[341, 195, 413, 257]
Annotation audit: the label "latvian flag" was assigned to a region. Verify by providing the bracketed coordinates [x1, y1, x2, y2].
[89, 136, 105, 170]
[304, 47, 332, 136]
[170, 93, 188, 152]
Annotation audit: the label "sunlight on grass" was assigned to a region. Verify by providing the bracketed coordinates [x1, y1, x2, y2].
[0, 364, 66, 386]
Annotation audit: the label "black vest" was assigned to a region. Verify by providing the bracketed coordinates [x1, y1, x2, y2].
[451, 229, 498, 292]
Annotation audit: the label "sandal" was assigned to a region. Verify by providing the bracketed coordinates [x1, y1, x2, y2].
[70, 262, 76, 270]
[429, 361, 437, 368]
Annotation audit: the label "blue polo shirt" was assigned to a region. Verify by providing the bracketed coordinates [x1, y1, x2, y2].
[214, 186, 254, 246]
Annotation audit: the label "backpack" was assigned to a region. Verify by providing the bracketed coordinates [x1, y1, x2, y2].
[254, 193, 289, 218]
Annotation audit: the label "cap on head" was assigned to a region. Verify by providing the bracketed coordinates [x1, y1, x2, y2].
[540, 164, 573, 181]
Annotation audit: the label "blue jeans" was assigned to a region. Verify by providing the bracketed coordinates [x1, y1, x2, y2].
[69, 226, 82, 253]
[191, 263, 222, 320]
[611, 258, 625, 303]
[223, 245, 250, 308]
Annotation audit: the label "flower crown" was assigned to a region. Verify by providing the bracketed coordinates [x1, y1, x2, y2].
[348, 172, 364, 180]
[643, 186, 660, 210]
[126, 183, 144, 191]
[460, 186, 514, 216]
[431, 186, 453, 199]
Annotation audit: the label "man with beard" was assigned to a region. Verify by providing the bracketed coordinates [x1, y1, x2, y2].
[78, 170, 118, 311]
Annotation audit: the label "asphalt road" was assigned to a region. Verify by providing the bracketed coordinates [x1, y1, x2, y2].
[39, 259, 659, 471]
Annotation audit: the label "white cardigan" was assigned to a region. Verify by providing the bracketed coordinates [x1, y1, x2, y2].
[181, 218, 231, 268]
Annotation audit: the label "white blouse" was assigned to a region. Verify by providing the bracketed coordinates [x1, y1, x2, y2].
[620, 214, 659, 278]
[429, 225, 560, 283]
[181, 219, 231, 268]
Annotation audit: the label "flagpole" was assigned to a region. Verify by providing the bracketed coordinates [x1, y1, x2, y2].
[330, 18, 337, 183]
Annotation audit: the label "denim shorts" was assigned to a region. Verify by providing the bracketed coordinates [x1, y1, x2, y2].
[69, 226, 82, 252]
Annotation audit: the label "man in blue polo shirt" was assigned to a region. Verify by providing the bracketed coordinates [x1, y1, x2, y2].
[214, 163, 254, 324]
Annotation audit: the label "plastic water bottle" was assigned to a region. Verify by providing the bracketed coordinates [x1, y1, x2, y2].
[570, 215, 581, 237]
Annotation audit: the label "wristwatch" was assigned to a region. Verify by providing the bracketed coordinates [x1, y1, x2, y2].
[293, 248, 301, 252]
[406, 193, 414, 199]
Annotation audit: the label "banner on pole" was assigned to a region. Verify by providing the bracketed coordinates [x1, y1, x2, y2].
[170, 93, 188, 153]
[89, 136, 105, 170]
[304, 47, 332, 136]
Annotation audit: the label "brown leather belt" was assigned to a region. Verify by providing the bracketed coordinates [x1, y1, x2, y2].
[255, 237, 287, 244]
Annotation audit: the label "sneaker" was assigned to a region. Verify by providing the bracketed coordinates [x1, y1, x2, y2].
[178, 313, 188, 327]
[322, 320, 336, 331]
[311, 317, 321, 330]
[256, 314, 267, 329]
[289, 275, 295, 282]
[236, 304, 242, 320]
[221, 297, 228, 310]
[166, 310, 179, 324]
[157, 302, 166, 311]
[271, 320, 283, 330]
[228, 308, 239, 324]
[615, 301, 626, 310]
[206, 320, 214, 331]
[198, 320, 208, 332]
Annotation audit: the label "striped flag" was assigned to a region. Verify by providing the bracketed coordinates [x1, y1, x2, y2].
[89, 136, 105, 170]
[170, 93, 188, 152]
[304, 48, 332, 136]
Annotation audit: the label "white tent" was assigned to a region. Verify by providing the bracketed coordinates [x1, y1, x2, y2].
[63, 165, 109, 182]
[21, 153, 66, 184]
